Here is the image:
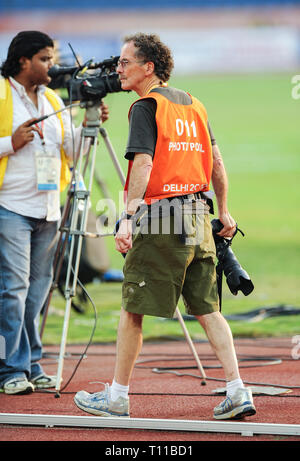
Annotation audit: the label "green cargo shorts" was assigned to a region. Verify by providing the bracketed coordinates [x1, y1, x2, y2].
[122, 212, 220, 318]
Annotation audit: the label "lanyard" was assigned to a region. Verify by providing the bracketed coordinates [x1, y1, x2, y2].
[9, 78, 45, 144]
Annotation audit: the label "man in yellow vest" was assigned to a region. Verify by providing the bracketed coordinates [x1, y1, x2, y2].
[74, 33, 256, 421]
[0, 31, 108, 394]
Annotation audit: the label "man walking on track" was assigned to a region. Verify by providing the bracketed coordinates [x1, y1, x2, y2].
[74, 32, 256, 421]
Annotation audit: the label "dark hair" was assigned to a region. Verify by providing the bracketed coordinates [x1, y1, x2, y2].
[1, 31, 54, 78]
[123, 33, 174, 82]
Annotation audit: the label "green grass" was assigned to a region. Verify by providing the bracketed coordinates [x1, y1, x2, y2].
[42, 72, 300, 344]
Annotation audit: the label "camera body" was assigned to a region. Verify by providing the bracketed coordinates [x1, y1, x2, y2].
[48, 56, 124, 102]
[68, 70, 122, 102]
[211, 219, 254, 296]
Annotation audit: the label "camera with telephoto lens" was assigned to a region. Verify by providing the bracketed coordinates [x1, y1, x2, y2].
[211, 219, 254, 296]
[48, 56, 125, 102]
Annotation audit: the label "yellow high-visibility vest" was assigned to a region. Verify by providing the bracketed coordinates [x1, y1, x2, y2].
[0, 78, 70, 191]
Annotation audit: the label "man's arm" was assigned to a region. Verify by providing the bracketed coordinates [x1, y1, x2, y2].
[211, 144, 236, 238]
[126, 153, 153, 214]
[115, 153, 153, 253]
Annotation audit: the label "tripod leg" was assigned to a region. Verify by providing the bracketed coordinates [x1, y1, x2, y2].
[55, 131, 99, 395]
[55, 197, 81, 395]
[39, 189, 74, 339]
[175, 307, 207, 385]
[55, 296, 72, 396]
[100, 127, 126, 185]
[216, 264, 223, 311]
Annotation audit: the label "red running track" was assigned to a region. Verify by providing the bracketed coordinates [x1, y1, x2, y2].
[0, 337, 299, 443]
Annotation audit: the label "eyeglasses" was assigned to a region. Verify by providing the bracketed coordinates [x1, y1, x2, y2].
[117, 59, 145, 69]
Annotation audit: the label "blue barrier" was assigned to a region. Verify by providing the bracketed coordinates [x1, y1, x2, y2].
[0, 0, 299, 11]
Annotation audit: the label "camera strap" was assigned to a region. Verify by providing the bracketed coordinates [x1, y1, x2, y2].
[216, 262, 224, 311]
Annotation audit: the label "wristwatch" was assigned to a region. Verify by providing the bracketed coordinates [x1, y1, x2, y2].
[120, 211, 133, 220]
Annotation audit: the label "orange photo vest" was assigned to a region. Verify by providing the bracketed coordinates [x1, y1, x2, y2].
[125, 91, 213, 204]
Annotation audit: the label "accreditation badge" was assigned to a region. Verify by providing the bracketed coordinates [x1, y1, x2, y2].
[35, 151, 60, 191]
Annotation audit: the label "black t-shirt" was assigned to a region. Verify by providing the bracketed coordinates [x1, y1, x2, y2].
[125, 87, 216, 161]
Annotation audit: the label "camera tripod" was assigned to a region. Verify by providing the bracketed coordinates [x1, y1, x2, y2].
[41, 98, 207, 396]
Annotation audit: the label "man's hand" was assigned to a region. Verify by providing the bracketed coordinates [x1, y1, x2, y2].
[11, 118, 39, 151]
[100, 103, 109, 123]
[83, 103, 109, 127]
[217, 212, 236, 239]
[115, 219, 133, 254]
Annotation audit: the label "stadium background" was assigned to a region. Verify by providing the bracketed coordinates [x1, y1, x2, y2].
[0, 1, 300, 73]
[0, 1, 299, 340]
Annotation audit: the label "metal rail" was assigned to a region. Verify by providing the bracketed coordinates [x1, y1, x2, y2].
[1, 413, 300, 437]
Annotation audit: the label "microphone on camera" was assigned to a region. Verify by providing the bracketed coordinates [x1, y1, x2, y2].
[48, 65, 81, 79]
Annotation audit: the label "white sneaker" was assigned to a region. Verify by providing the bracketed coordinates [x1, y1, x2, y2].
[2, 377, 34, 395]
[214, 387, 256, 420]
[74, 382, 130, 417]
[31, 374, 57, 389]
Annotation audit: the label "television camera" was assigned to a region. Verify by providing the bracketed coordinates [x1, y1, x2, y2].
[48, 56, 125, 103]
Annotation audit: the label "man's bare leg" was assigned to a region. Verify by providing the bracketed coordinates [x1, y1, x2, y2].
[196, 311, 256, 419]
[73, 307, 140, 415]
[196, 310, 240, 382]
[113, 308, 144, 386]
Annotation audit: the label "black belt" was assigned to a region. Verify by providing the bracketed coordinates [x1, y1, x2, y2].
[145, 192, 214, 214]
[177, 191, 206, 201]
[169, 191, 214, 214]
